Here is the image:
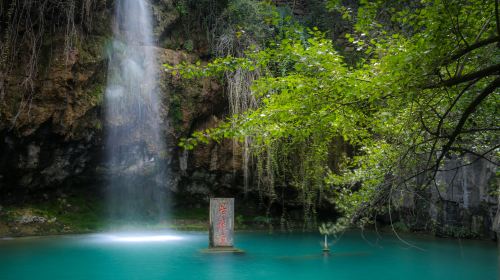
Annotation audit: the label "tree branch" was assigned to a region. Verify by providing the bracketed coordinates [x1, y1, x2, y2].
[496, 0, 500, 38]
[447, 35, 500, 63]
[448, 147, 499, 166]
[434, 76, 500, 171]
[459, 127, 500, 134]
[426, 64, 500, 88]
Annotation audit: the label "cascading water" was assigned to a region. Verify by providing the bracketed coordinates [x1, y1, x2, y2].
[105, 0, 167, 224]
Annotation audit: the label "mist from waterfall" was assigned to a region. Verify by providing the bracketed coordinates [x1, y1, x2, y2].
[104, 0, 167, 224]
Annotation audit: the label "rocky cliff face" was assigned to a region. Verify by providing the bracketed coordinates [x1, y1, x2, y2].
[432, 157, 498, 238]
[0, 1, 244, 222]
[396, 156, 499, 238]
[1, 31, 105, 183]
[0, 1, 253, 236]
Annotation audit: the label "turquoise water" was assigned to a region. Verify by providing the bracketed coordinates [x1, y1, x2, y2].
[0, 231, 496, 280]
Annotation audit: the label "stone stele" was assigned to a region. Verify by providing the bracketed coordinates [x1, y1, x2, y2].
[209, 198, 234, 248]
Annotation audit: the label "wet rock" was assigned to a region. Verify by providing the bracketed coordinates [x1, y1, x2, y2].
[179, 150, 188, 173]
[400, 155, 498, 237]
[18, 143, 40, 169]
[19, 174, 34, 188]
[41, 157, 71, 185]
[186, 182, 210, 196]
[471, 215, 484, 235]
[18, 215, 47, 224]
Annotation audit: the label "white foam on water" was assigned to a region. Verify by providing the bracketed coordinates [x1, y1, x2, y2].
[109, 235, 184, 242]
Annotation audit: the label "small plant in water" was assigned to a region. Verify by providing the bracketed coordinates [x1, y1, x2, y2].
[319, 218, 348, 254]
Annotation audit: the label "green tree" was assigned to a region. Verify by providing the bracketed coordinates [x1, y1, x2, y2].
[167, 0, 499, 230]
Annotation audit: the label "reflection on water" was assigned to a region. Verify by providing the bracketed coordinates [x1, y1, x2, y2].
[98, 234, 185, 243]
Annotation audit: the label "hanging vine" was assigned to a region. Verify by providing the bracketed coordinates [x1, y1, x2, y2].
[170, 1, 334, 229]
[0, 0, 100, 125]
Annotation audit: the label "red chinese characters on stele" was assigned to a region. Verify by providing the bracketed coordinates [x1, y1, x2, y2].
[217, 202, 227, 245]
[210, 198, 234, 248]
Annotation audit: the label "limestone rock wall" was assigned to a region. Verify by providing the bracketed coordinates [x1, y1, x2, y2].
[0, 33, 109, 194]
[432, 157, 498, 237]
[397, 156, 499, 238]
[0, 2, 241, 208]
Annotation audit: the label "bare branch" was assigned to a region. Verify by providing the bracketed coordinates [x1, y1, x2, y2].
[448, 146, 499, 166]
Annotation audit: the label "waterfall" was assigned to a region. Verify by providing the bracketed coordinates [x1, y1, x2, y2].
[104, 0, 167, 224]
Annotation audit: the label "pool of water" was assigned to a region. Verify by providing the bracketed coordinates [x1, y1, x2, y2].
[0, 230, 496, 280]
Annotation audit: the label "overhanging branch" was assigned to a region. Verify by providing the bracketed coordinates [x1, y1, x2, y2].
[434, 76, 500, 170]
[447, 35, 500, 62]
[426, 64, 500, 88]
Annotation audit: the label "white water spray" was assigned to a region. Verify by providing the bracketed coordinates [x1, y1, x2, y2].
[105, 0, 167, 223]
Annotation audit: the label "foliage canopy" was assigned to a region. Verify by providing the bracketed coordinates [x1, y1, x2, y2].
[167, 0, 499, 228]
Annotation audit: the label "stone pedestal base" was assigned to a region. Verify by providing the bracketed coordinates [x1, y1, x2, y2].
[200, 247, 245, 254]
